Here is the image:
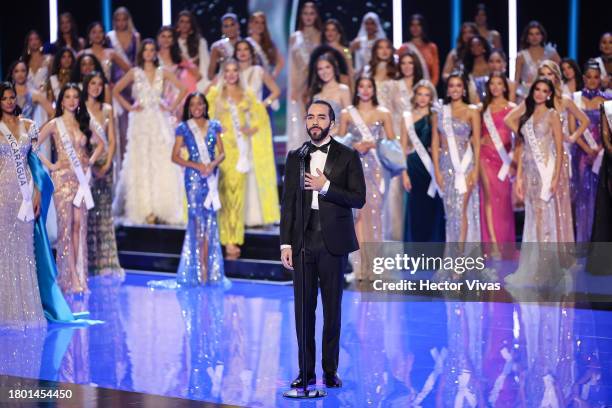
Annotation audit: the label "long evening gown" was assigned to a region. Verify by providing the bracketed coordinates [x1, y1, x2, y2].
[516, 45, 557, 102]
[479, 106, 516, 246]
[505, 109, 574, 288]
[437, 111, 481, 243]
[286, 31, 319, 152]
[87, 104, 124, 279]
[340, 122, 385, 281]
[175, 120, 224, 285]
[50, 118, 90, 294]
[0, 119, 46, 329]
[207, 86, 279, 246]
[404, 115, 445, 242]
[116, 67, 185, 225]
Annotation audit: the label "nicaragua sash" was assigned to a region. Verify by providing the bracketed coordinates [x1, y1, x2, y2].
[442, 105, 473, 193]
[483, 108, 513, 181]
[0, 122, 35, 221]
[403, 111, 440, 197]
[404, 42, 430, 80]
[347, 105, 385, 194]
[56, 118, 95, 209]
[522, 116, 555, 201]
[227, 100, 251, 173]
[187, 119, 221, 210]
[573, 91, 603, 174]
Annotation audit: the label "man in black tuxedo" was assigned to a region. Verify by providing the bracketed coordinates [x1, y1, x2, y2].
[280, 100, 366, 388]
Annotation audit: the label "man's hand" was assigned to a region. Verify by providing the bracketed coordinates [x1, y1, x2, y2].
[305, 169, 328, 191]
[281, 248, 293, 270]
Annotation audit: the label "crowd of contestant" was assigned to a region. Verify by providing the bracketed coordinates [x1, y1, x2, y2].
[1, 2, 611, 328]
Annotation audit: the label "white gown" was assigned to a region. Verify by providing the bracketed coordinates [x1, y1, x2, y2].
[116, 67, 185, 225]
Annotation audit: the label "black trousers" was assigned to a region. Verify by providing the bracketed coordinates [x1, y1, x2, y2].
[293, 210, 347, 376]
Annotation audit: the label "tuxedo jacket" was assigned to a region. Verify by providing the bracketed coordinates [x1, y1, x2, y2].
[280, 138, 366, 256]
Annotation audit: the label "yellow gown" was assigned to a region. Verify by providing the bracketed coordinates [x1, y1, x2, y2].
[207, 86, 279, 246]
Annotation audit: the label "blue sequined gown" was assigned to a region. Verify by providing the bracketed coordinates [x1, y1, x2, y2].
[176, 120, 225, 286]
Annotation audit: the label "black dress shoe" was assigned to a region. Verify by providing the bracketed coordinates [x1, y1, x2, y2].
[291, 373, 316, 388]
[324, 373, 342, 388]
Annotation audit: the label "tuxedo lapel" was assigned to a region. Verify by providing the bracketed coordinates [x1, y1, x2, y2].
[323, 138, 341, 179]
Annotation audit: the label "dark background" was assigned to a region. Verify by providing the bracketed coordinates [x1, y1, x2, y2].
[0, 0, 608, 79]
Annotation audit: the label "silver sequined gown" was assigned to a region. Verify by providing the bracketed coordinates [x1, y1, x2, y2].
[437, 113, 481, 243]
[0, 119, 46, 329]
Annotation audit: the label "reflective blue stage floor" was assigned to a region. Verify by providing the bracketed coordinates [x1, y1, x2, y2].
[0, 272, 611, 406]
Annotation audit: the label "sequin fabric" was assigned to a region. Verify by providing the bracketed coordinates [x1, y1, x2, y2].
[437, 112, 481, 243]
[176, 120, 225, 285]
[348, 122, 385, 281]
[87, 105, 125, 279]
[50, 118, 89, 294]
[0, 119, 46, 329]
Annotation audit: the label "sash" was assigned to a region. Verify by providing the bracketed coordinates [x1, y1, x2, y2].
[595, 57, 608, 83]
[293, 32, 310, 66]
[404, 42, 430, 80]
[347, 105, 385, 194]
[87, 108, 109, 149]
[454, 371, 477, 408]
[483, 108, 513, 180]
[522, 116, 555, 201]
[605, 101, 612, 130]
[403, 111, 440, 197]
[55, 118, 94, 209]
[573, 91, 603, 173]
[107, 31, 130, 64]
[219, 38, 234, 59]
[227, 100, 250, 173]
[398, 80, 412, 112]
[50, 75, 61, 100]
[187, 119, 221, 210]
[247, 37, 270, 72]
[413, 347, 447, 406]
[0, 122, 34, 221]
[442, 105, 473, 194]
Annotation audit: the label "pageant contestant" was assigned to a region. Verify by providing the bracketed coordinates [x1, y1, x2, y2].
[322, 19, 354, 86]
[171, 92, 225, 285]
[84, 72, 124, 279]
[208, 13, 242, 80]
[398, 14, 440, 85]
[350, 12, 386, 74]
[488, 49, 516, 101]
[337, 76, 396, 281]
[176, 10, 210, 92]
[514, 21, 560, 101]
[22, 31, 52, 128]
[307, 53, 351, 128]
[0, 82, 46, 329]
[49, 12, 85, 54]
[81, 22, 131, 82]
[479, 73, 516, 252]
[286, 1, 322, 152]
[593, 32, 611, 88]
[234, 39, 280, 105]
[247, 11, 284, 79]
[473, 4, 502, 50]
[432, 73, 481, 243]
[400, 80, 445, 242]
[442, 22, 478, 82]
[71, 54, 112, 104]
[280, 100, 366, 389]
[6, 61, 53, 123]
[590, 100, 612, 243]
[390, 52, 424, 135]
[503, 78, 573, 287]
[561, 58, 583, 96]
[464, 35, 492, 103]
[113, 39, 187, 225]
[571, 63, 609, 242]
[207, 59, 279, 258]
[38, 83, 105, 294]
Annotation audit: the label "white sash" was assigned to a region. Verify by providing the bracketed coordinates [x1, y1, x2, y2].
[0, 122, 34, 221]
[107, 31, 130, 63]
[398, 80, 412, 112]
[595, 57, 609, 83]
[403, 111, 440, 197]
[454, 371, 477, 408]
[87, 109, 108, 149]
[573, 91, 603, 174]
[523, 116, 555, 202]
[247, 37, 270, 72]
[442, 105, 473, 193]
[227, 100, 250, 173]
[483, 108, 513, 180]
[50, 75, 61, 100]
[404, 42, 430, 80]
[605, 101, 612, 131]
[347, 105, 385, 194]
[219, 38, 234, 59]
[294, 32, 310, 66]
[187, 119, 221, 210]
[56, 118, 95, 209]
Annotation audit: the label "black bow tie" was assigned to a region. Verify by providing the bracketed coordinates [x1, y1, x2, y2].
[309, 141, 331, 154]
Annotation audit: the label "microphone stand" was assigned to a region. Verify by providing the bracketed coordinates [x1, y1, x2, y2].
[283, 145, 326, 399]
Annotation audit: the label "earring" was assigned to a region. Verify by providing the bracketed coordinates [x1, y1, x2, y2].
[546, 96, 551, 101]
[463, 89, 467, 96]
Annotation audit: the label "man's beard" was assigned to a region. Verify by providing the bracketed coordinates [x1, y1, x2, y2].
[307, 124, 332, 142]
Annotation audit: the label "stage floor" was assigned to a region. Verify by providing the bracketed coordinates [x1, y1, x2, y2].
[0, 272, 611, 406]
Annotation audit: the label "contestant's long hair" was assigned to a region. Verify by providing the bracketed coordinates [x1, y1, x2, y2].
[406, 14, 431, 44]
[322, 19, 348, 47]
[249, 11, 278, 65]
[444, 72, 471, 105]
[157, 25, 182, 65]
[82, 71, 106, 104]
[368, 38, 396, 80]
[55, 83, 92, 153]
[0, 81, 21, 120]
[537, 59, 563, 101]
[561, 58, 583, 91]
[353, 76, 379, 107]
[520, 21, 548, 49]
[482, 72, 510, 112]
[297, 2, 323, 32]
[518, 78, 555, 141]
[182, 92, 210, 121]
[176, 10, 202, 61]
[307, 52, 341, 104]
[462, 35, 491, 76]
[55, 12, 82, 52]
[71, 53, 108, 84]
[136, 39, 160, 68]
[50, 47, 76, 77]
[397, 52, 424, 83]
[233, 39, 256, 66]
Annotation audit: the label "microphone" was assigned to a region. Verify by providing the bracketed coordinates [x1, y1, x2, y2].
[297, 142, 310, 158]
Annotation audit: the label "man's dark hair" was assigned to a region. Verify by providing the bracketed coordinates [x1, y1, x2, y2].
[306, 99, 335, 122]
